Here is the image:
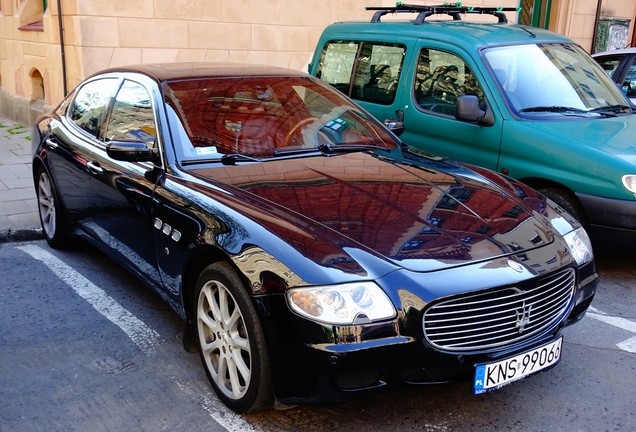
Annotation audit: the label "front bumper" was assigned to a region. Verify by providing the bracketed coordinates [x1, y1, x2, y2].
[259, 259, 598, 405]
[576, 192, 636, 247]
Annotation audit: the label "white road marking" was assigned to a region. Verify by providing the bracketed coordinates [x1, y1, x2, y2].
[17, 244, 161, 355]
[171, 377, 262, 432]
[587, 306, 636, 353]
[18, 244, 260, 431]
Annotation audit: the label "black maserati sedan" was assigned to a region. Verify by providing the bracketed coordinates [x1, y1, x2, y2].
[32, 63, 598, 413]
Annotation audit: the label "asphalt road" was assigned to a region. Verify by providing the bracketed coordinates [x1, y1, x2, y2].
[1, 240, 634, 432]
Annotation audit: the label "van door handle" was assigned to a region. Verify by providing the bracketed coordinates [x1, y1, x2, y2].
[87, 160, 104, 174]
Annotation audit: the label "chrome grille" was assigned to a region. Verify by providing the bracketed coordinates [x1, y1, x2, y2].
[422, 268, 575, 352]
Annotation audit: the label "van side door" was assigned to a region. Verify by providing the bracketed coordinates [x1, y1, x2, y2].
[399, 45, 504, 170]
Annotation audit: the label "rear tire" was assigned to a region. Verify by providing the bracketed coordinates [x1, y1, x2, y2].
[36, 167, 72, 249]
[194, 262, 273, 413]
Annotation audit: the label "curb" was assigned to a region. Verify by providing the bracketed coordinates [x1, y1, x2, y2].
[0, 228, 44, 244]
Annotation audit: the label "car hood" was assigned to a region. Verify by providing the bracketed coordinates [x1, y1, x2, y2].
[529, 114, 636, 166]
[190, 149, 558, 273]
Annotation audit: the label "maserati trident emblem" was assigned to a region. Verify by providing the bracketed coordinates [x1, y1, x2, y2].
[515, 302, 533, 333]
[506, 259, 524, 273]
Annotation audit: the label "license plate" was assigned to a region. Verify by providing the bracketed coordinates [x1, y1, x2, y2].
[474, 337, 562, 394]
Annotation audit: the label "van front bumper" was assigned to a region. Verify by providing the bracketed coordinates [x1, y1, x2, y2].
[576, 192, 636, 247]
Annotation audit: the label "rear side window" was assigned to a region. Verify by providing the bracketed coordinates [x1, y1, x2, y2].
[624, 60, 636, 99]
[70, 78, 119, 137]
[316, 41, 405, 105]
[594, 55, 623, 78]
[596, 55, 636, 98]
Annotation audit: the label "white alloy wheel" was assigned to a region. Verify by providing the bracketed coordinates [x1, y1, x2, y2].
[194, 262, 272, 412]
[37, 170, 57, 239]
[197, 278, 252, 400]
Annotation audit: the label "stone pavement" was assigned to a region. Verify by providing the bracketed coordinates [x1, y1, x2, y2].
[0, 117, 43, 243]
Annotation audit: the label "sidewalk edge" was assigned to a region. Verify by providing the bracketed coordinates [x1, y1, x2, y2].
[0, 228, 44, 244]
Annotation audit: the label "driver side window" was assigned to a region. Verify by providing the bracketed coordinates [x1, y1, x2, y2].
[105, 80, 157, 149]
[414, 48, 483, 116]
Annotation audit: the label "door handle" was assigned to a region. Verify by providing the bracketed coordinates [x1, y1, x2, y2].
[87, 160, 104, 174]
[45, 138, 59, 150]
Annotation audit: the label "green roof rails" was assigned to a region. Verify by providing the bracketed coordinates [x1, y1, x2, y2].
[366, 3, 522, 25]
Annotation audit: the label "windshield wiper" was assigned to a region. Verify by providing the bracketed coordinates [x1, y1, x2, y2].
[181, 153, 263, 166]
[588, 105, 634, 116]
[519, 106, 587, 114]
[317, 143, 390, 154]
[273, 147, 321, 156]
[181, 157, 223, 166]
[220, 153, 263, 165]
[183, 145, 390, 166]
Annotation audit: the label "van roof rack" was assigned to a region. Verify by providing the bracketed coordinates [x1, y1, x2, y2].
[366, 3, 521, 25]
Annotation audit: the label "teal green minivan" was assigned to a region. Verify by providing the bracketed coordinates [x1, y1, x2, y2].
[309, 4, 636, 246]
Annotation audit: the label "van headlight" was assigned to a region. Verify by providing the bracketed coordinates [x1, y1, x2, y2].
[622, 175, 636, 194]
[287, 282, 396, 325]
[563, 227, 593, 266]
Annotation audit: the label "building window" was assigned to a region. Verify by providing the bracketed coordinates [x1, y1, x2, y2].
[17, 0, 46, 31]
[29, 69, 44, 100]
[520, 0, 552, 30]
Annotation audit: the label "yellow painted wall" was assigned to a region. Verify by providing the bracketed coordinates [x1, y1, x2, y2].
[0, 0, 634, 112]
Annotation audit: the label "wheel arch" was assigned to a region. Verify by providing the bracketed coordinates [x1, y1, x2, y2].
[519, 176, 590, 227]
[32, 156, 45, 183]
[518, 176, 571, 193]
[180, 245, 256, 351]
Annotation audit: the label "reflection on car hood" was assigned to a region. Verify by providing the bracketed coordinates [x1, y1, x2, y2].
[191, 150, 555, 272]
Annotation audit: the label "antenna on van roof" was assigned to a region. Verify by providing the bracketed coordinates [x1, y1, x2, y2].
[366, 3, 522, 25]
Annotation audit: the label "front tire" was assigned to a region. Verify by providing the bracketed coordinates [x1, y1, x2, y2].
[540, 187, 590, 231]
[36, 167, 72, 249]
[194, 262, 273, 413]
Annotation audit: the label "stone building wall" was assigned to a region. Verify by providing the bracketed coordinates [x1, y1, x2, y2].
[0, 0, 631, 126]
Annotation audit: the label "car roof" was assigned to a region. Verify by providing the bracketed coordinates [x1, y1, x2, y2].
[592, 47, 636, 57]
[320, 19, 574, 50]
[90, 62, 310, 83]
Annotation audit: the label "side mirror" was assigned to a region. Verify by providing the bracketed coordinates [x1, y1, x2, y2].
[106, 140, 158, 162]
[455, 95, 494, 126]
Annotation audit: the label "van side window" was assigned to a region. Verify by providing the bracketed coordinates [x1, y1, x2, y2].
[317, 41, 405, 105]
[415, 48, 483, 116]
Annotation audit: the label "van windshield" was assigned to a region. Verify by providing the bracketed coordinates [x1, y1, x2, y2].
[483, 43, 632, 118]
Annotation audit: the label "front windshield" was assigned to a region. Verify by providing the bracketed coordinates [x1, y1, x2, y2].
[163, 76, 399, 162]
[483, 43, 631, 117]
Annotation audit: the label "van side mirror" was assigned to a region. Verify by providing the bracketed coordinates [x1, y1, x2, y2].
[456, 95, 494, 126]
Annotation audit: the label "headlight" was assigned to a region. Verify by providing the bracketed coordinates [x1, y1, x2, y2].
[287, 282, 396, 325]
[563, 227, 593, 266]
[622, 175, 636, 194]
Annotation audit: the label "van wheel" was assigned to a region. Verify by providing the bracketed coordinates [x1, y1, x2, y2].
[539, 187, 589, 230]
[194, 262, 273, 413]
